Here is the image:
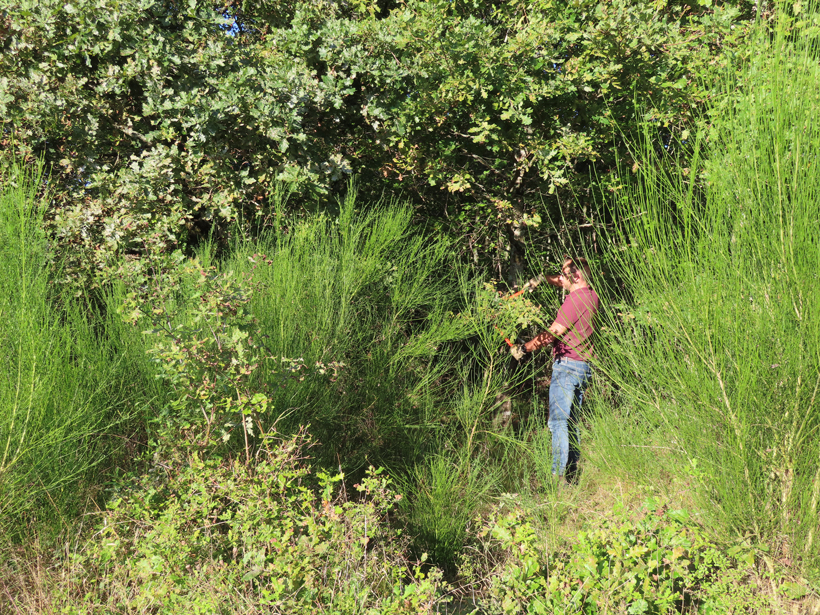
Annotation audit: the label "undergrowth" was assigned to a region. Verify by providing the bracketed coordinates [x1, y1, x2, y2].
[3, 6, 820, 611]
[460, 497, 791, 615]
[0, 161, 157, 541]
[4, 430, 446, 614]
[592, 1, 820, 576]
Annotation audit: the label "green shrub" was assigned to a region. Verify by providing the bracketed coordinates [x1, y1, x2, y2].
[0, 0, 751, 285]
[402, 449, 498, 573]
[119, 251, 344, 463]
[41, 431, 445, 614]
[464, 500, 772, 615]
[118, 189, 478, 473]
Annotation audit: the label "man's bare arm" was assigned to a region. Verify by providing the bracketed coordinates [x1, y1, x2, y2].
[523, 320, 568, 353]
[528, 273, 563, 289]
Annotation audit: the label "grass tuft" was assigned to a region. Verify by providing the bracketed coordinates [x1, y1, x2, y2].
[593, 5, 820, 571]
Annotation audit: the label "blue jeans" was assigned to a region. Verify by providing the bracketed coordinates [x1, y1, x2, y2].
[548, 357, 592, 477]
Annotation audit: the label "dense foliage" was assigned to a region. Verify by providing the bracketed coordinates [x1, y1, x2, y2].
[595, 3, 820, 572]
[2, 1, 820, 613]
[466, 502, 772, 614]
[6, 435, 784, 614]
[1, 0, 753, 283]
[0, 162, 155, 534]
[46, 434, 445, 614]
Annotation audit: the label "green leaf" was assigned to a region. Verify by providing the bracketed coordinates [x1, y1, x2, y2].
[779, 582, 808, 601]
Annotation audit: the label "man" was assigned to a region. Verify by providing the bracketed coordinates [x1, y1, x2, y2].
[511, 257, 599, 483]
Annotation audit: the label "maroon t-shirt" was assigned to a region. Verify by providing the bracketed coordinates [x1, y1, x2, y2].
[553, 287, 599, 362]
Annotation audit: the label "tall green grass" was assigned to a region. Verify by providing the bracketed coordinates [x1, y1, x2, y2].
[71, 183, 585, 571]
[0, 162, 152, 539]
[223, 189, 474, 468]
[215, 190, 555, 569]
[593, 8, 820, 568]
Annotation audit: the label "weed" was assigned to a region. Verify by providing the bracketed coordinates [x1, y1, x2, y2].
[0, 160, 153, 541]
[6, 430, 446, 614]
[463, 500, 778, 614]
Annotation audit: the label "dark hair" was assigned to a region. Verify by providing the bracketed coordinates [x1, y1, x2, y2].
[564, 256, 591, 282]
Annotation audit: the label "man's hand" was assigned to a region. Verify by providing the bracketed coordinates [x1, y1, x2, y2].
[527, 273, 562, 289]
[510, 344, 528, 361]
[527, 274, 546, 289]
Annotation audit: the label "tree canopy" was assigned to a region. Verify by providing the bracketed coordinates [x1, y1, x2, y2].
[1, 0, 754, 283]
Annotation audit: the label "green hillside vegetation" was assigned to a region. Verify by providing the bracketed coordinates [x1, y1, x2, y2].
[1, 0, 752, 282]
[1, 1, 819, 613]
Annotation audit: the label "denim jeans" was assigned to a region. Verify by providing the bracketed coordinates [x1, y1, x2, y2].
[548, 357, 592, 477]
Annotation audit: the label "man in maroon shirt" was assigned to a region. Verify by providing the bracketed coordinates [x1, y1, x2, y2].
[511, 257, 600, 483]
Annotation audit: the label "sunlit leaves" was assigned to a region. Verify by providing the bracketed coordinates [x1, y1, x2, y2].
[0, 0, 752, 285]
